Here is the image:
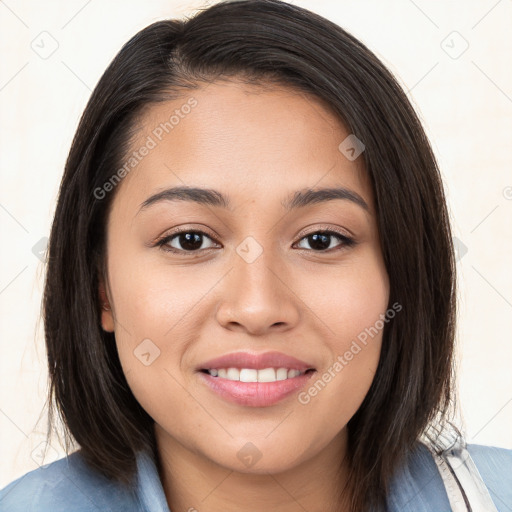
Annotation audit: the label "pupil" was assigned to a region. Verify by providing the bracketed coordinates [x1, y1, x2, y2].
[180, 233, 202, 251]
[309, 233, 330, 251]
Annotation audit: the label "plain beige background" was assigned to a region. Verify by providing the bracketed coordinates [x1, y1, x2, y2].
[1, 0, 511, 487]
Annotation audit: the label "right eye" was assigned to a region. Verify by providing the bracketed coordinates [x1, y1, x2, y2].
[156, 230, 221, 254]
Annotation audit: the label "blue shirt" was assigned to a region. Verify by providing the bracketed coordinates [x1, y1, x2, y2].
[1, 442, 511, 511]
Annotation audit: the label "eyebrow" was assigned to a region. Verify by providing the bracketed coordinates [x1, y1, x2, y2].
[137, 185, 369, 214]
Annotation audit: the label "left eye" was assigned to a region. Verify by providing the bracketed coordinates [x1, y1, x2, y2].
[294, 231, 354, 252]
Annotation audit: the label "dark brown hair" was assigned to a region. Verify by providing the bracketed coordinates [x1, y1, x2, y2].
[43, 1, 458, 510]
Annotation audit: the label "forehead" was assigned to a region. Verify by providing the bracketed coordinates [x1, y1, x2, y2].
[114, 80, 372, 212]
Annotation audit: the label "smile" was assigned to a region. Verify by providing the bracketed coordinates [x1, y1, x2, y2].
[202, 367, 313, 382]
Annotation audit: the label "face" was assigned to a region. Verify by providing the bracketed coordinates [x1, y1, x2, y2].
[99, 80, 389, 475]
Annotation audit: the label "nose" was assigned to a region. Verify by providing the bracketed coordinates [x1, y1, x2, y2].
[215, 248, 301, 336]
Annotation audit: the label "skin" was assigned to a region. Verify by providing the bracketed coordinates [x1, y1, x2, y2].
[99, 80, 389, 512]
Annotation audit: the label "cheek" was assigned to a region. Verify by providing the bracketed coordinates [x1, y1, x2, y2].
[107, 247, 211, 345]
[310, 244, 389, 348]
[106, 250, 218, 417]
[297, 253, 389, 420]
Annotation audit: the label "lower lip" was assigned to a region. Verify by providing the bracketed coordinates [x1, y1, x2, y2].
[197, 371, 316, 407]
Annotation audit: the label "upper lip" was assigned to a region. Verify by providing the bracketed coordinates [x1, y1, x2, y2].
[198, 351, 316, 371]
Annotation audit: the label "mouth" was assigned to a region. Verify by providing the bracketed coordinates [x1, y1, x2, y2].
[197, 350, 316, 374]
[197, 368, 317, 407]
[196, 351, 317, 407]
[199, 367, 316, 382]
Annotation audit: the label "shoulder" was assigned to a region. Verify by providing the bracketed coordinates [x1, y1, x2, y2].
[387, 441, 512, 512]
[0, 450, 140, 512]
[466, 442, 512, 504]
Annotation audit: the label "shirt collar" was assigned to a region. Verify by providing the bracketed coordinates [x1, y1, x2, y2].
[133, 441, 445, 512]
[135, 449, 171, 512]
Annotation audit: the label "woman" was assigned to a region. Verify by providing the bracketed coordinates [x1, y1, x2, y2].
[1, 0, 510, 511]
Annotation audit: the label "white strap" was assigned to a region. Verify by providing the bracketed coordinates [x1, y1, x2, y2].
[432, 451, 470, 511]
[432, 441, 499, 511]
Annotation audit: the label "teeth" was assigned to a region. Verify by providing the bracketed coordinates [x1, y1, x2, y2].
[206, 367, 307, 382]
[240, 369, 258, 382]
[276, 368, 288, 381]
[257, 368, 276, 382]
[226, 367, 239, 380]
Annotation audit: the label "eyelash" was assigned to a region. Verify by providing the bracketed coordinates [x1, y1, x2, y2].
[154, 228, 356, 255]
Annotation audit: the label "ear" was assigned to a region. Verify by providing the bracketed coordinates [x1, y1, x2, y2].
[98, 275, 115, 333]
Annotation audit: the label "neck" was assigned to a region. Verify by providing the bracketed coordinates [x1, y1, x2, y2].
[154, 425, 352, 512]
